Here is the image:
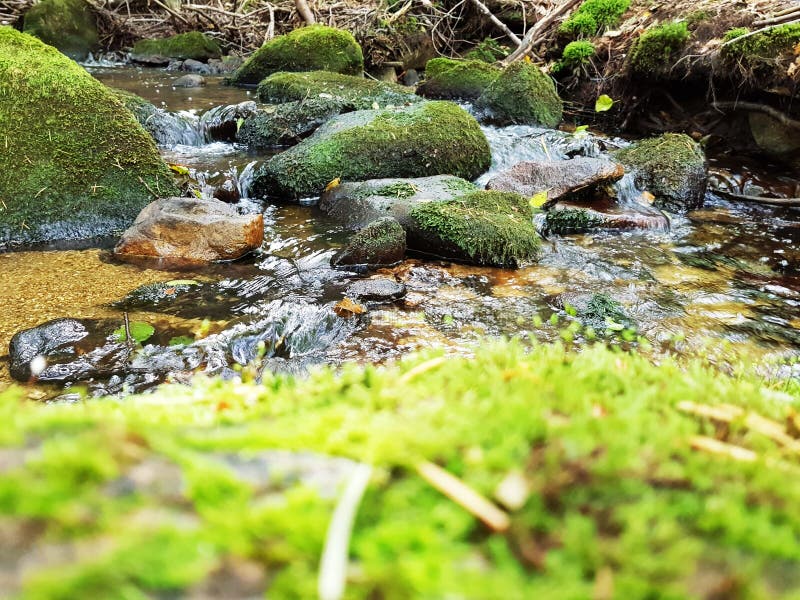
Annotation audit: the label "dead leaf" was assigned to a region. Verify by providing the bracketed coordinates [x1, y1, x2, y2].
[334, 297, 366, 318]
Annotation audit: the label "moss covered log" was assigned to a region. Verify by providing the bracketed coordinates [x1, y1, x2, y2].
[251, 101, 491, 200]
[22, 0, 98, 60]
[476, 61, 563, 127]
[2, 340, 800, 597]
[228, 25, 363, 86]
[417, 57, 501, 100]
[0, 28, 178, 247]
[131, 32, 221, 61]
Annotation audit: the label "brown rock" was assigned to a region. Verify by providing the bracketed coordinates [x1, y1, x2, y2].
[114, 197, 263, 265]
[486, 157, 625, 206]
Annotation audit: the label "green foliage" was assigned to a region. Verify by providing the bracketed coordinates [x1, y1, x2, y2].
[557, 40, 595, 71]
[2, 340, 800, 597]
[594, 93, 614, 111]
[375, 182, 418, 198]
[476, 61, 563, 127]
[0, 28, 178, 246]
[544, 206, 605, 233]
[721, 23, 800, 70]
[629, 21, 691, 73]
[418, 57, 501, 100]
[559, 0, 630, 38]
[228, 25, 364, 86]
[410, 190, 541, 267]
[464, 37, 509, 62]
[252, 101, 491, 200]
[113, 321, 155, 344]
[22, 0, 98, 60]
[723, 27, 749, 42]
[132, 32, 221, 61]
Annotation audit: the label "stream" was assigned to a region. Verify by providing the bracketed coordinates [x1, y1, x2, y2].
[1, 65, 799, 399]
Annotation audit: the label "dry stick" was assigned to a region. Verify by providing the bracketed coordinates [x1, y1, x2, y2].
[711, 100, 800, 130]
[503, 0, 581, 63]
[754, 6, 800, 27]
[469, 0, 522, 46]
[150, 0, 191, 26]
[295, 0, 315, 24]
[711, 188, 800, 207]
[690, 436, 757, 462]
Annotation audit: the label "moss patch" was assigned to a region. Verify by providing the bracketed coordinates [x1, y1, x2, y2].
[228, 25, 363, 86]
[559, 0, 630, 38]
[629, 21, 691, 74]
[417, 57, 501, 100]
[556, 40, 596, 73]
[544, 206, 605, 233]
[464, 37, 509, 62]
[409, 190, 541, 266]
[0, 28, 178, 247]
[22, 0, 98, 60]
[720, 23, 800, 74]
[131, 32, 221, 61]
[256, 70, 417, 109]
[252, 101, 491, 200]
[237, 97, 346, 150]
[476, 61, 563, 127]
[2, 340, 800, 597]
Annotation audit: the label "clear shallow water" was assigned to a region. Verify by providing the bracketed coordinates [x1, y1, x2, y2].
[1, 67, 799, 396]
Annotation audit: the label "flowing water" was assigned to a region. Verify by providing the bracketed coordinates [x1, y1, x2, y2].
[1, 65, 799, 398]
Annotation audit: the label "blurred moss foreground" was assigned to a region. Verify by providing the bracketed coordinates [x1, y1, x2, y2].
[2, 340, 800, 598]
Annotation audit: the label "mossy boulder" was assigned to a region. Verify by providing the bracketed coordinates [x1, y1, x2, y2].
[228, 25, 363, 86]
[476, 61, 563, 127]
[256, 70, 418, 110]
[0, 28, 178, 247]
[409, 190, 541, 267]
[331, 217, 407, 268]
[614, 133, 707, 213]
[417, 57, 501, 100]
[319, 175, 477, 230]
[251, 102, 491, 201]
[131, 32, 222, 62]
[237, 98, 346, 150]
[22, 0, 98, 60]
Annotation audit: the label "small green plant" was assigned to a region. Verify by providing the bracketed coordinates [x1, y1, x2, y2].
[723, 27, 749, 42]
[558, 40, 596, 71]
[464, 37, 509, 62]
[559, 0, 630, 38]
[629, 21, 691, 73]
[113, 321, 155, 344]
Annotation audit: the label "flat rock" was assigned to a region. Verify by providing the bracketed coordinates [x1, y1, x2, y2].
[543, 198, 669, 234]
[486, 157, 625, 206]
[9, 318, 88, 381]
[114, 197, 264, 265]
[345, 278, 406, 303]
[173, 74, 205, 88]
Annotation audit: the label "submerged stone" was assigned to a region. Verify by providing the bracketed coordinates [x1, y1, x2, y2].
[114, 197, 264, 265]
[252, 102, 491, 200]
[0, 29, 178, 247]
[331, 217, 407, 269]
[228, 25, 363, 85]
[173, 74, 205, 88]
[345, 278, 407, 303]
[22, 0, 98, 60]
[614, 133, 707, 213]
[476, 61, 563, 127]
[237, 97, 346, 149]
[417, 57, 501, 100]
[9, 318, 88, 381]
[110, 88, 201, 146]
[543, 199, 669, 234]
[131, 32, 222, 62]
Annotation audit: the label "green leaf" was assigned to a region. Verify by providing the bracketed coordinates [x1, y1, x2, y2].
[529, 189, 550, 209]
[114, 321, 155, 343]
[168, 335, 194, 347]
[236, 118, 245, 132]
[595, 94, 614, 112]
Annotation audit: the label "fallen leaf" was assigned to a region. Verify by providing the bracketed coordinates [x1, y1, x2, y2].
[325, 177, 341, 192]
[334, 297, 366, 318]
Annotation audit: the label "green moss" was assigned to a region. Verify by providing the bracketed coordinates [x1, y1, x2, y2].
[228, 25, 364, 86]
[629, 21, 691, 74]
[132, 32, 221, 61]
[556, 40, 596, 72]
[252, 101, 491, 200]
[583, 293, 635, 331]
[464, 37, 509, 62]
[375, 182, 418, 199]
[22, 0, 97, 60]
[237, 97, 346, 150]
[417, 57, 501, 100]
[256, 70, 417, 109]
[721, 23, 800, 68]
[410, 190, 541, 266]
[723, 27, 749, 42]
[476, 61, 563, 127]
[3, 339, 800, 597]
[544, 206, 604, 233]
[0, 28, 179, 246]
[559, 0, 630, 38]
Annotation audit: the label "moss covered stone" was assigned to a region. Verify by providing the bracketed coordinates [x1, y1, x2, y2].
[237, 97, 346, 150]
[476, 61, 563, 127]
[251, 101, 491, 200]
[22, 0, 98, 60]
[228, 25, 363, 86]
[131, 32, 221, 61]
[331, 216, 406, 268]
[614, 133, 707, 213]
[629, 21, 690, 74]
[417, 57, 501, 100]
[409, 190, 541, 267]
[256, 70, 418, 110]
[0, 28, 179, 247]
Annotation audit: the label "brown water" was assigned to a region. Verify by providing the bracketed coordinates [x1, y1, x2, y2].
[2, 66, 799, 396]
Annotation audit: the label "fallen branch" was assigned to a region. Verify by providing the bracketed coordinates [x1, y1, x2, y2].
[711, 188, 800, 207]
[503, 0, 581, 63]
[690, 436, 757, 462]
[711, 101, 800, 131]
[720, 18, 800, 49]
[469, 0, 522, 47]
[295, 0, 315, 24]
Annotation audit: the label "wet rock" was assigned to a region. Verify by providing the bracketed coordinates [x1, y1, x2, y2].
[115, 280, 202, 311]
[22, 0, 98, 60]
[228, 25, 363, 85]
[209, 56, 243, 74]
[417, 57, 501, 100]
[237, 98, 346, 149]
[111, 88, 201, 146]
[319, 175, 477, 230]
[476, 61, 563, 127]
[173, 74, 205, 88]
[252, 102, 491, 200]
[256, 70, 419, 110]
[129, 53, 170, 66]
[543, 199, 669, 234]
[332, 217, 406, 268]
[200, 101, 258, 142]
[131, 32, 221, 63]
[403, 68, 420, 86]
[0, 29, 179, 248]
[182, 58, 212, 74]
[555, 292, 636, 333]
[486, 157, 625, 206]
[213, 179, 240, 204]
[614, 133, 707, 213]
[748, 112, 800, 168]
[345, 278, 406, 303]
[9, 318, 88, 381]
[114, 197, 264, 265]
[408, 190, 541, 267]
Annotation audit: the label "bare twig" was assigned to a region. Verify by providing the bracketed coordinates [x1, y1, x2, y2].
[469, 0, 521, 47]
